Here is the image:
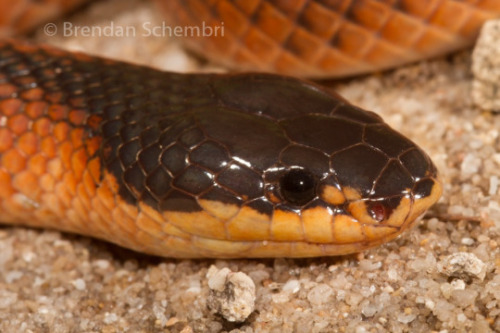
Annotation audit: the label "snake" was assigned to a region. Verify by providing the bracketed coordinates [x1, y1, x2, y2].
[0, 1, 497, 258]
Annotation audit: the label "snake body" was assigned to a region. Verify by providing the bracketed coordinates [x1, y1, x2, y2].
[0, 39, 441, 258]
[1, 0, 496, 258]
[157, 0, 500, 77]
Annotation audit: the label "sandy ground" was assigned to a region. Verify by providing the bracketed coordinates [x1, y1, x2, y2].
[0, 0, 499, 332]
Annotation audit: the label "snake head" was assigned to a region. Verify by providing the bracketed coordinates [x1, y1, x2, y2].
[203, 73, 442, 257]
[262, 99, 442, 255]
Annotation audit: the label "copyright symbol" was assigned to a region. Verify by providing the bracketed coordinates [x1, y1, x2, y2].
[44, 23, 57, 36]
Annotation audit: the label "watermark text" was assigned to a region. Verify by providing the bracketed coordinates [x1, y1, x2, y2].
[44, 21, 224, 38]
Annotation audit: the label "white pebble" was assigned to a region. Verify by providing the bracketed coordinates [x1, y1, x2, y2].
[359, 259, 382, 271]
[93, 259, 110, 270]
[437, 252, 487, 281]
[460, 153, 481, 175]
[206, 265, 255, 322]
[307, 284, 333, 305]
[103, 312, 118, 324]
[397, 312, 416, 324]
[282, 279, 300, 294]
[271, 293, 289, 304]
[450, 279, 466, 290]
[361, 302, 378, 317]
[72, 278, 86, 291]
[461, 237, 475, 246]
[387, 268, 399, 281]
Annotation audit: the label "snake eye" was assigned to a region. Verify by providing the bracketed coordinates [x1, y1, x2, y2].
[280, 169, 316, 205]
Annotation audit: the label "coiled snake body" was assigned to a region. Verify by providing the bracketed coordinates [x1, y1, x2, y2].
[0, 1, 497, 258]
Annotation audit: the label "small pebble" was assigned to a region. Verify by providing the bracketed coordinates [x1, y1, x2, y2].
[72, 278, 86, 291]
[437, 252, 487, 281]
[206, 266, 256, 322]
[282, 279, 300, 294]
[460, 237, 474, 246]
[307, 284, 333, 305]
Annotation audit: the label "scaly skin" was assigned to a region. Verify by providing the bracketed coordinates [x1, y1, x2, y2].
[156, 0, 500, 77]
[0, 39, 441, 258]
[1, 1, 500, 77]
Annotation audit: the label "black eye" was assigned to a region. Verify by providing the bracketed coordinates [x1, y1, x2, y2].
[279, 169, 316, 205]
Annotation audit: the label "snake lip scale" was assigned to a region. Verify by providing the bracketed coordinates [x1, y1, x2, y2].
[0, 38, 442, 258]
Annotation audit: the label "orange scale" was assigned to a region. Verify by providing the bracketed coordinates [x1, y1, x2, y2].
[48, 104, 69, 121]
[76, 182, 91, 209]
[43, 194, 65, 226]
[27, 153, 47, 176]
[87, 114, 103, 131]
[130, 230, 164, 255]
[0, 169, 14, 199]
[33, 117, 52, 137]
[54, 181, 72, 208]
[159, 237, 200, 258]
[25, 101, 49, 119]
[96, 175, 119, 211]
[53, 122, 70, 142]
[0, 83, 18, 98]
[17, 132, 38, 156]
[70, 128, 85, 148]
[62, 171, 78, 196]
[68, 109, 87, 126]
[12, 170, 40, 196]
[0, 98, 22, 116]
[0, 128, 14, 151]
[84, 136, 102, 157]
[46, 158, 63, 179]
[58, 141, 73, 169]
[88, 157, 102, 178]
[2, 149, 26, 173]
[33, 207, 58, 227]
[122, 197, 144, 221]
[112, 205, 139, 236]
[70, 148, 88, 181]
[39, 173, 55, 192]
[83, 159, 100, 193]
[89, 197, 113, 232]
[40, 136, 56, 157]
[81, 171, 97, 199]
[20, 87, 45, 101]
[63, 208, 84, 233]
[7, 113, 30, 135]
